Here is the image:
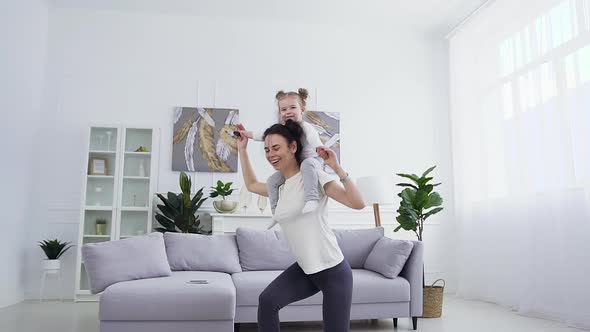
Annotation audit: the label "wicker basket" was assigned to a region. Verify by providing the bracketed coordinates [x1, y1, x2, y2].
[422, 279, 445, 318]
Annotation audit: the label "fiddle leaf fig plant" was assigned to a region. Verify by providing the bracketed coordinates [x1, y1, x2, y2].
[395, 166, 444, 241]
[154, 172, 210, 234]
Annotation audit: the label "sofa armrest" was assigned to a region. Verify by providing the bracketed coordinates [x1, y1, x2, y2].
[399, 240, 423, 317]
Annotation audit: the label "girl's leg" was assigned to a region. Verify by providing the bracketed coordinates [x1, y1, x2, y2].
[266, 171, 285, 214]
[258, 262, 320, 332]
[300, 157, 323, 213]
[309, 260, 353, 332]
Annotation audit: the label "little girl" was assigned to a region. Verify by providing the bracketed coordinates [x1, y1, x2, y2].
[238, 88, 324, 217]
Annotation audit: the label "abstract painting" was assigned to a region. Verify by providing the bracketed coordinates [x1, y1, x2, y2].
[303, 111, 340, 173]
[172, 107, 239, 172]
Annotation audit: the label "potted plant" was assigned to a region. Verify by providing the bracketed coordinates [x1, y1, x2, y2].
[95, 218, 107, 235]
[394, 165, 444, 318]
[210, 180, 238, 213]
[38, 239, 74, 271]
[154, 172, 210, 234]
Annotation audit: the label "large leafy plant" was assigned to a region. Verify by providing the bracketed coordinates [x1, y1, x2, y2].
[395, 166, 443, 241]
[155, 172, 210, 234]
[38, 239, 74, 260]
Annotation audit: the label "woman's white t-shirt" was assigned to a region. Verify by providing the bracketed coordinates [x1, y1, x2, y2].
[273, 170, 344, 274]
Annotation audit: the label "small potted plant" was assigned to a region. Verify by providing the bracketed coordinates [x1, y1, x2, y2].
[95, 218, 107, 235]
[38, 239, 74, 272]
[210, 180, 238, 213]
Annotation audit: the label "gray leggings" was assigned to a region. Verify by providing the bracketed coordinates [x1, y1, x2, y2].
[257, 259, 353, 332]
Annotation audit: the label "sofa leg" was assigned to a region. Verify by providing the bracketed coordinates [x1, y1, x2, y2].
[412, 317, 418, 330]
[234, 323, 240, 332]
[393, 318, 398, 328]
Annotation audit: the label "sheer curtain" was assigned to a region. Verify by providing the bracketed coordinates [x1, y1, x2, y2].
[449, 0, 590, 328]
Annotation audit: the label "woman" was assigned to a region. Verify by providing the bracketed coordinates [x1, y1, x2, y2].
[236, 120, 365, 332]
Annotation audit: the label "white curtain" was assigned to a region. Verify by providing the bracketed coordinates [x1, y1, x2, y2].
[449, 0, 590, 328]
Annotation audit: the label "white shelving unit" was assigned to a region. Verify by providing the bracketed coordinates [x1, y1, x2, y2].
[74, 125, 160, 301]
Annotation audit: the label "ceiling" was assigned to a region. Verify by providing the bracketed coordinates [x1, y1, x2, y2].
[49, 0, 490, 36]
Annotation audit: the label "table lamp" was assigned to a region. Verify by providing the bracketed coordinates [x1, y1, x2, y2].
[356, 175, 395, 227]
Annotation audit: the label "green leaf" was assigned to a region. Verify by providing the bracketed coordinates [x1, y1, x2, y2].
[217, 180, 223, 187]
[180, 172, 191, 194]
[399, 206, 419, 220]
[210, 192, 219, 198]
[396, 183, 419, 190]
[424, 192, 443, 209]
[396, 215, 418, 231]
[400, 188, 416, 205]
[157, 204, 177, 220]
[167, 192, 181, 209]
[396, 173, 421, 185]
[423, 207, 443, 219]
[223, 182, 232, 190]
[421, 166, 436, 178]
[417, 177, 433, 187]
[413, 190, 429, 210]
[394, 225, 403, 232]
[155, 214, 177, 230]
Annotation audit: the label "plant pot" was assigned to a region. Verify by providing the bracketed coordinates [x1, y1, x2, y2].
[43, 259, 61, 271]
[422, 279, 445, 318]
[95, 223, 107, 235]
[213, 200, 239, 213]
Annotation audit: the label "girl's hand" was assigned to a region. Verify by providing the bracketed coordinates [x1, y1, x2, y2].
[316, 146, 340, 171]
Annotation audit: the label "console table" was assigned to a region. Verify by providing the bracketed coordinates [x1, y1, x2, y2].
[209, 212, 275, 234]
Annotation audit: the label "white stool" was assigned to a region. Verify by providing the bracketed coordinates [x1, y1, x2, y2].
[40, 260, 64, 302]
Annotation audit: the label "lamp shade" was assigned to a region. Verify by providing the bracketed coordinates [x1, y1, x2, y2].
[356, 176, 395, 205]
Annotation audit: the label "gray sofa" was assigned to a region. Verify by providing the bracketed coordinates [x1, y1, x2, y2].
[83, 227, 423, 332]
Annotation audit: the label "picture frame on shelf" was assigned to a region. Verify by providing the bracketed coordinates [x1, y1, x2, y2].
[89, 158, 108, 175]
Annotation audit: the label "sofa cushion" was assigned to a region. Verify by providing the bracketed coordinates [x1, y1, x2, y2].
[164, 232, 242, 273]
[81, 232, 171, 293]
[236, 227, 296, 271]
[333, 227, 384, 268]
[364, 237, 414, 279]
[231, 269, 410, 306]
[100, 271, 236, 321]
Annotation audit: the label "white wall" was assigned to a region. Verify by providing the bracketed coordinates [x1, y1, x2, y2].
[0, 0, 49, 308]
[24, 7, 455, 299]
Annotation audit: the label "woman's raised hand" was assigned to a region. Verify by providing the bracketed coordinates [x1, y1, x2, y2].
[236, 123, 249, 151]
[316, 146, 340, 171]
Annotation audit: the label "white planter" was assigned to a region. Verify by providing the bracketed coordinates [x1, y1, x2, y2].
[213, 200, 239, 213]
[43, 259, 61, 271]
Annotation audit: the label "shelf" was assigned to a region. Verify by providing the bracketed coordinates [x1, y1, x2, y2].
[84, 206, 113, 211]
[123, 176, 150, 180]
[89, 150, 116, 156]
[125, 152, 151, 156]
[88, 175, 114, 179]
[120, 206, 150, 211]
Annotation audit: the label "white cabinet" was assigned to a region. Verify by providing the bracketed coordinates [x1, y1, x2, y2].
[74, 125, 160, 301]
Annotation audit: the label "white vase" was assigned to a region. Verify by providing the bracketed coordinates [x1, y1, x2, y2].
[138, 160, 146, 177]
[43, 259, 60, 273]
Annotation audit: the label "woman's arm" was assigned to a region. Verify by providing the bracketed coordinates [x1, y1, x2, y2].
[237, 124, 268, 197]
[317, 147, 365, 209]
